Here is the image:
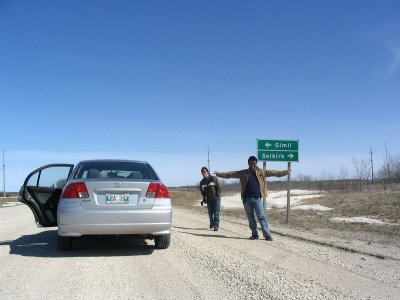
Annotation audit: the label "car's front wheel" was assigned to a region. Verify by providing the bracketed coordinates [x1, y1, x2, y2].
[58, 235, 73, 251]
[154, 234, 170, 249]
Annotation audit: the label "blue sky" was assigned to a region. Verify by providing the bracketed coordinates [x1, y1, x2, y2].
[1, 0, 400, 191]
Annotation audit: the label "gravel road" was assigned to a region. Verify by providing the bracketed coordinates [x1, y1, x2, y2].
[1, 205, 399, 299]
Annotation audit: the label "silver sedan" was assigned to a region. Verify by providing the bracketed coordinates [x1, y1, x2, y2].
[19, 159, 172, 250]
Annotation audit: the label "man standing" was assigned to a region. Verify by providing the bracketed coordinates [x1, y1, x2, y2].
[214, 156, 289, 241]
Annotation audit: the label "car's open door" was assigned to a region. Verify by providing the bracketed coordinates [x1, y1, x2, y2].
[19, 164, 74, 227]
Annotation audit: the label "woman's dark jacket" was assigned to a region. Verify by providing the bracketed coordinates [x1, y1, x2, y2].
[200, 175, 221, 202]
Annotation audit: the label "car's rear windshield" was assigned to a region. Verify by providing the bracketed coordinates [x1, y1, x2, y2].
[73, 161, 159, 180]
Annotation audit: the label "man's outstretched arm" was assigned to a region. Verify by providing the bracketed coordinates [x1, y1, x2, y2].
[214, 170, 242, 179]
[264, 169, 290, 177]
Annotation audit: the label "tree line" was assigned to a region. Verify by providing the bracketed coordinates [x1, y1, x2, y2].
[294, 148, 400, 192]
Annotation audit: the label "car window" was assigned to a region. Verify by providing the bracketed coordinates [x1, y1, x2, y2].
[74, 161, 158, 180]
[37, 166, 71, 188]
[27, 172, 39, 186]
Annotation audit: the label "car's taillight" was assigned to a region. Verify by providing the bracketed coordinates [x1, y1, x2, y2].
[62, 182, 89, 198]
[146, 182, 170, 198]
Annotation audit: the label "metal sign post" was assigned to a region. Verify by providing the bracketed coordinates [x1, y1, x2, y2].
[263, 161, 266, 215]
[2, 150, 5, 198]
[286, 162, 291, 224]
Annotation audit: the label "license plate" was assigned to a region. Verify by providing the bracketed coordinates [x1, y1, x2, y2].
[105, 194, 129, 204]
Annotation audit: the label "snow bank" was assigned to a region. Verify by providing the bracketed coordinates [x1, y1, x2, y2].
[1, 202, 21, 207]
[219, 190, 323, 209]
[330, 217, 391, 226]
[292, 204, 332, 211]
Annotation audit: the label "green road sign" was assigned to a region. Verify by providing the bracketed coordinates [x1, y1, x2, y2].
[257, 139, 298, 151]
[257, 139, 299, 162]
[258, 150, 299, 162]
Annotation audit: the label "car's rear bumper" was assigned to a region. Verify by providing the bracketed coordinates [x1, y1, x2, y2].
[58, 208, 172, 237]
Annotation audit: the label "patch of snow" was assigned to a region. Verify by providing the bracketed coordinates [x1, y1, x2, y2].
[266, 190, 322, 209]
[219, 190, 323, 209]
[292, 204, 332, 211]
[330, 217, 390, 226]
[1, 202, 21, 207]
[217, 194, 242, 208]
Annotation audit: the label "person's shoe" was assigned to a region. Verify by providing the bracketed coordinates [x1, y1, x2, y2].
[214, 228, 219, 231]
[249, 235, 259, 240]
[265, 235, 273, 241]
[210, 223, 214, 229]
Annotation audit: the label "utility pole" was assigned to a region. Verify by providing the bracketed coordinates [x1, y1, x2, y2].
[369, 147, 374, 182]
[207, 146, 211, 172]
[2, 150, 5, 198]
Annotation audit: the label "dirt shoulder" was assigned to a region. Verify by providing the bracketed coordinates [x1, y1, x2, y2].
[183, 205, 400, 261]
[172, 188, 400, 261]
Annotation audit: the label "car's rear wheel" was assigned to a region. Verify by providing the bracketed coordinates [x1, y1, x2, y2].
[58, 235, 73, 251]
[154, 234, 170, 249]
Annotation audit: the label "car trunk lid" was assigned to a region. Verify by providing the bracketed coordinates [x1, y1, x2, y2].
[80, 180, 155, 209]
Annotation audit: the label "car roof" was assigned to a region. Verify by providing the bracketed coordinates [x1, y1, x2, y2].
[79, 159, 149, 164]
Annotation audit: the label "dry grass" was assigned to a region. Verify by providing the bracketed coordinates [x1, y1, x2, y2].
[170, 188, 200, 207]
[170, 187, 400, 247]
[267, 190, 400, 246]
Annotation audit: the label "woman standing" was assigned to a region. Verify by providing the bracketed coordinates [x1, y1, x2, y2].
[200, 167, 221, 231]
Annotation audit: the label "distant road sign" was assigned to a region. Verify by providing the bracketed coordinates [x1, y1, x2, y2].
[257, 139, 299, 162]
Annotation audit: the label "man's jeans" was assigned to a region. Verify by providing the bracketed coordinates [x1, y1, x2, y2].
[243, 197, 271, 237]
[207, 198, 221, 229]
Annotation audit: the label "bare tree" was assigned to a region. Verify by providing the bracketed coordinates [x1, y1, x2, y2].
[337, 166, 349, 191]
[338, 166, 349, 180]
[369, 147, 374, 182]
[317, 169, 334, 191]
[296, 173, 313, 182]
[378, 147, 392, 179]
[394, 156, 400, 180]
[377, 147, 400, 190]
[352, 156, 371, 191]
